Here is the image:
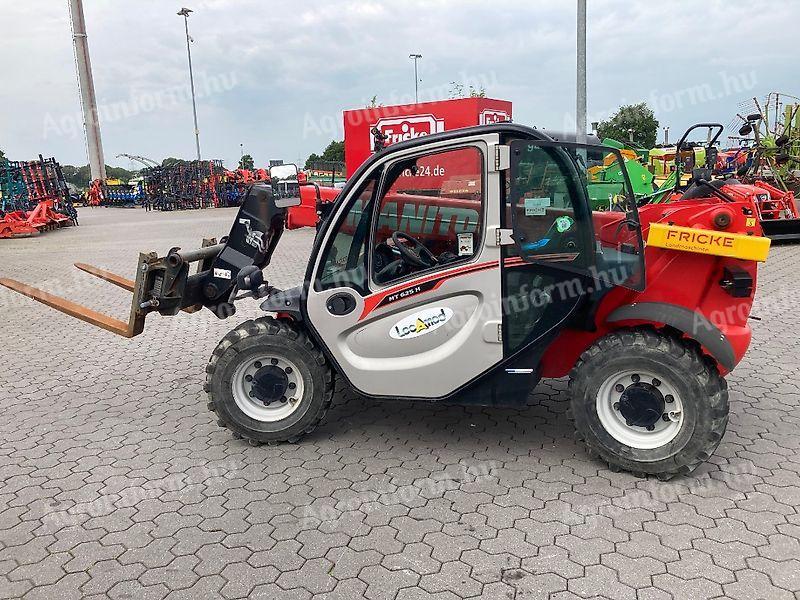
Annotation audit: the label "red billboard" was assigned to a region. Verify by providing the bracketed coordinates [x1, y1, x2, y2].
[343, 97, 513, 176]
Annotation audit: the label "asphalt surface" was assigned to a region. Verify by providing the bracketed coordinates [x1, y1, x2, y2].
[1, 207, 799, 600]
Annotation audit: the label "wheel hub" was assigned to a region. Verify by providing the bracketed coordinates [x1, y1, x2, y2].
[618, 382, 665, 429]
[231, 355, 304, 423]
[596, 369, 685, 450]
[251, 365, 289, 405]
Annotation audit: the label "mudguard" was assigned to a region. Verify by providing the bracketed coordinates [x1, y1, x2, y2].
[606, 301, 736, 371]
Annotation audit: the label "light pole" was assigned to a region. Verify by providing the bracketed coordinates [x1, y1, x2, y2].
[663, 126, 670, 145]
[178, 8, 201, 162]
[576, 0, 587, 145]
[409, 53, 422, 104]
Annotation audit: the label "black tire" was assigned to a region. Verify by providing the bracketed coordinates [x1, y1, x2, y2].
[568, 329, 728, 480]
[205, 316, 333, 445]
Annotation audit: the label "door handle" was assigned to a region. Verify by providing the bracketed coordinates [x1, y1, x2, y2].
[326, 292, 357, 316]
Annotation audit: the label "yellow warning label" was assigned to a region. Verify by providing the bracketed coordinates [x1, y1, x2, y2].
[746, 217, 757, 227]
[647, 223, 770, 262]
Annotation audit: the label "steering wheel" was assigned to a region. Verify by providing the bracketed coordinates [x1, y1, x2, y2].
[391, 231, 438, 269]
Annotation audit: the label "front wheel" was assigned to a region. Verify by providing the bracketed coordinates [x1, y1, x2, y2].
[205, 317, 333, 445]
[569, 330, 729, 479]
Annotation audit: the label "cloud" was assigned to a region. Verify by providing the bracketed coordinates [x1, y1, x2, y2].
[0, 0, 797, 170]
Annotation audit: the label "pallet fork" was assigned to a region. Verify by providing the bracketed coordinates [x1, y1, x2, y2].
[0, 183, 297, 337]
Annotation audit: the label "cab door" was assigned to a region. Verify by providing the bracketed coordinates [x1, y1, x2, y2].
[502, 139, 645, 356]
[305, 133, 506, 398]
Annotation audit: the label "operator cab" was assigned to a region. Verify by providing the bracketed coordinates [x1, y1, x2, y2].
[309, 123, 645, 402]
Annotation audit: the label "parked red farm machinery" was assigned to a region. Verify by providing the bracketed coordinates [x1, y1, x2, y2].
[0, 156, 77, 239]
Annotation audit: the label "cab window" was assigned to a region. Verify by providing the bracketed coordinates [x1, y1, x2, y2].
[371, 146, 484, 285]
[508, 143, 590, 268]
[315, 175, 378, 294]
[507, 140, 645, 290]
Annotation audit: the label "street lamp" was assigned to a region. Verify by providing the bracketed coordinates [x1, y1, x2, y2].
[178, 7, 201, 162]
[409, 53, 422, 104]
[576, 0, 587, 145]
[663, 126, 670, 145]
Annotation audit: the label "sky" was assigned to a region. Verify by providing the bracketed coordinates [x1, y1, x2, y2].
[0, 0, 798, 170]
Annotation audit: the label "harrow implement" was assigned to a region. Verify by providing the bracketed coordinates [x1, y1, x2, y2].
[0, 156, 77, 238]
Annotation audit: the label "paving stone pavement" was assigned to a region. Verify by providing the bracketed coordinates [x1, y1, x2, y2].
[1, 207, 799, 600]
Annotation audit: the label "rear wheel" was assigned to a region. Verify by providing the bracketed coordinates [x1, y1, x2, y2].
[205, 317, 333, 445]
[568, 330, 728, 479]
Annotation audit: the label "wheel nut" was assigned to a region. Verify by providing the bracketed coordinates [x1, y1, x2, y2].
[248, 390, 255, 397]
[284, 366, 293, 374]
[662, 413, 671, 422]
[665, 394, 674, 403]
[288, 382, 296, 390]
[254, 361, 262, 369]
[280, 396, 287, 403]
[615, 384, 625, 393]
[613, 402, 621, 411]
[271, 358, 278, 365]
[652, 378, 661, 387]
[646, 424, 655, 431]
[631, 374, 640, 383]
[245, 375, 253, 382]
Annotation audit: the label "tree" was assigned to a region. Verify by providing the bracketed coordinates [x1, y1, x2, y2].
[238, 154, 255, 171]
[161, 157, 191, 168]
[305, 140, 344, 170]
[597, 102, 659, 148]
[0, 148, 5, 161]
[304, 153, 321, 170]
[105, 165, 135, 182]
[61, 164, 134, 188]
[321, 140, 344, 163]
[61, 165, 92, 188]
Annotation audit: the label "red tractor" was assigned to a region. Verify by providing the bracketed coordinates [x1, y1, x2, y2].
[1, 124, 770, 479]
[667, 123, 800, 242]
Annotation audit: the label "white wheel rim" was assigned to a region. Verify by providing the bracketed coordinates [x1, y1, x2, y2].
[596, 369, 684, 450]
[231, 354, 305, 423]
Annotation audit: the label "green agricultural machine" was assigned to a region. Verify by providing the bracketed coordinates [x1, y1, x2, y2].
[735, 92, 800, 193]
[585, 138, 657, 210]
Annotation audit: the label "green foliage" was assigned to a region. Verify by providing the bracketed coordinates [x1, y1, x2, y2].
[366, 95, 382, 108]
[0, 148, 5, 161]
[304, 153, 321, 170]
[305, 140, 344, 170]
[597, 102, 659, 148]
[105, 165, 135, 182]
[238, 154, 255, 171]
[321, 140, 344, 163]
[61, 164, 136, 189]
[61, 165, 92, 189]
[161, 157, 191, 168]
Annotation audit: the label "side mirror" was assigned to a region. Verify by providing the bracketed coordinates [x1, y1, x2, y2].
[268, 163, 300, 205]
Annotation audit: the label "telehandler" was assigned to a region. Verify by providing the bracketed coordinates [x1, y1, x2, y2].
[1, 124, 771, 479]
